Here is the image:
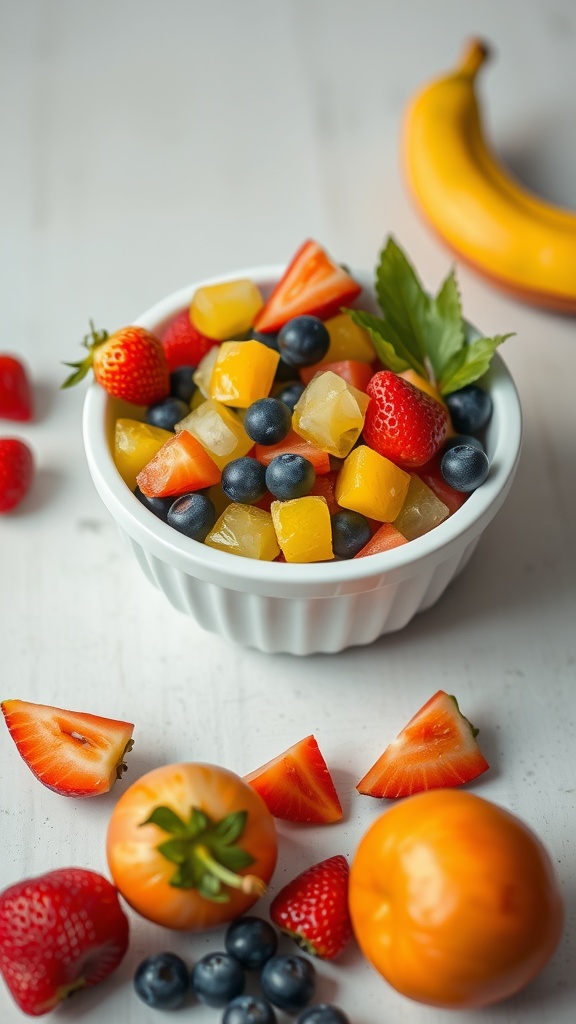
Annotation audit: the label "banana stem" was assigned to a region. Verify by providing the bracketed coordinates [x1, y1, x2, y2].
[457, 38, 490, 79]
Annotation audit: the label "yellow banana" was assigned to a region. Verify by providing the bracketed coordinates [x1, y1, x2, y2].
[403, 39, 576, 313]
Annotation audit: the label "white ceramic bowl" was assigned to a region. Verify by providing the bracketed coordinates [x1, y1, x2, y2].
[83, 266, 522, 655]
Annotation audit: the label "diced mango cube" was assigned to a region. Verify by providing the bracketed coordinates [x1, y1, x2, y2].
[205, 504, 280, 561]
[335, 445, 410, 522]
[292, 370, 369, 458]
[114, 418, 172, 491]
[210, 340, 280, 408]
[175, 399, 253, 470]
[393, 475, 449, 540]
[271, 496, 333, 563]
[190, 279, 264, 341]
[324, 312, 376, 363]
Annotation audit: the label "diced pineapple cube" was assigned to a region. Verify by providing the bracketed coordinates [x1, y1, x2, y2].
[175, 399, 253, 470]
[292, 370, 369, 458]
[205, 504, 280, 560]
[193, 347, 219, 398]
[324, 312, 376, 363]
[271, 496, 333, 563]
[335, 445, 410, 522]
[393, 475, 449, 539]
[114, 418, 172, 491]
[210, 340, 279, 408]
[190, 279, 264, 341]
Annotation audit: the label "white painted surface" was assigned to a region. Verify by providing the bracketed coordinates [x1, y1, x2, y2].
[0, 2, 574, 1022]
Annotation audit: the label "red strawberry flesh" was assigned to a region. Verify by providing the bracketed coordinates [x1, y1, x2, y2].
[363, 370, 448, 468]
[245, 735, 342, 824]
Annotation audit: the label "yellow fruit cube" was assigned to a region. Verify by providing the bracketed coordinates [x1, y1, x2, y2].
[193, 347, 219, 398]
[210, 340, 280, 408]
[393, 475, 449, 540]
[335, 445, 410, 522]
[271, 496, 333, 563]
[190, 279, 264, 341]
[292, 370, 369, 458]
[324, 312, 376, 363]
[205, 505, 280, 561]
[175, 399, 253, 470]
[114, 418, 172, 491]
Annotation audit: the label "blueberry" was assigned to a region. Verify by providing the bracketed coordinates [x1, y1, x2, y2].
[222, 457, 268, 504]
[245, 328, 280, 351]
[297, 1005, 351, 1024]
[133, 952, 190, 1009]
[225, 916, 278, 970]
[244, 399, 292, 446]
[278, 316, 330, 368]
[145, 396, 190, 431]
[260, 955, 316, 1014]
[170, 366, 197, 404]
[134, 485, 174, 523]
[223, 994, 278, 1024]
[442, 433, 485, 454]
[167, 492, 216, 540]
[275, 381, 305, 412]
[265, 454, 315, 500]
[445, 384, 492, 434]
[191, 952, 245, 1008]
[331, 510, 371, 558]
[441, 444, 490, 492]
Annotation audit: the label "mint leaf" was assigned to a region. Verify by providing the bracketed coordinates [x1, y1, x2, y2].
[348, 310, 422, 375]
[425, 269, 466, 380]
[439, 334, 514, 395]
[375, 238, 430, 365]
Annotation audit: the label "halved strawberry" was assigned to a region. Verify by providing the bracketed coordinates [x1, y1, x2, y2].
[270, 855, 352, 960]
[1, 699, 134, 797]
[357, 690, 489, 798]
[245, 735, 342, 824]
[253, 240, 362, 333]
[136, 429, 221, 498]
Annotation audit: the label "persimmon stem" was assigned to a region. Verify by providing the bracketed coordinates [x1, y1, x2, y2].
[194, 845, 266, 897]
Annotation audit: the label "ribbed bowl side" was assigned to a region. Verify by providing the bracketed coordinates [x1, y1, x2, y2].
[121, 530, 480, 655]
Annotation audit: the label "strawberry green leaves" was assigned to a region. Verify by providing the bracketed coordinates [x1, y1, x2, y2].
[349, 238, 513, 395]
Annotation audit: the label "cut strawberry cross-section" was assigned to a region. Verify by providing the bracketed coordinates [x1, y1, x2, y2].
[357, 690, 489, 799]
[1, 699, 134, 797]
[253, 240, 362, 334]
[245, 734, 342, 823]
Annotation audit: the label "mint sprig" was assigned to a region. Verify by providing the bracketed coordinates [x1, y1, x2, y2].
[348, 237, 513, 395]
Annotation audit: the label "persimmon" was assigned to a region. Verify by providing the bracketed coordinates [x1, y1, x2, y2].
[349, 789, 564, 1008]
[106, 762, 277, 930]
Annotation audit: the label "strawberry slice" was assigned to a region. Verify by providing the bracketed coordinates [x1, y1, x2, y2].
[245, 735, 342, 824]
[136, 429, 221, 498]
[1, 699, 134, 797]
[357, 690, 489, 798]
[270, 855, 352, 960]
[253, 240, 362, 333]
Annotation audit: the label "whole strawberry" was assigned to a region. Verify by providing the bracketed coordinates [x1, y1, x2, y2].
[364, 370, 448, 468]
[270, 855, 352, 960]
[63, 322, 169, 405]
[161, 309, 218, 371]
[0, 355, 33, 421]
[0, 867, 129, 1017]
[0, 439, 34, 513]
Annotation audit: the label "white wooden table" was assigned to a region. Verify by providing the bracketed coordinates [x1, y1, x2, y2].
[1, 2, 575, 1022]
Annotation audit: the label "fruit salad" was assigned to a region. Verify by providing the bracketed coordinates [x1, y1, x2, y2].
[97, 239, 511, 564]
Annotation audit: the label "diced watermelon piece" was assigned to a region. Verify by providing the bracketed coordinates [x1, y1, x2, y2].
[253, 428, 331, 475]
[299, 360, 374, 392]
[353, 522, 408, 557]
